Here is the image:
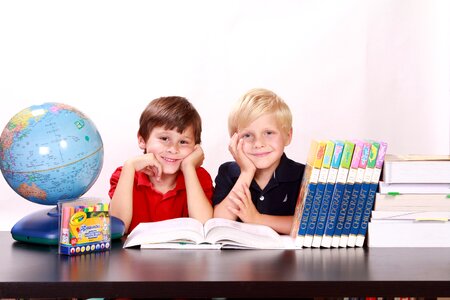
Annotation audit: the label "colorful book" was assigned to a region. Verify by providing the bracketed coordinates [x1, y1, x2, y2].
[290, 140, 326, 248]
[355, 141, 387, 247]
[303, 140, 334, 247]
[339, 141, 371, 247]
[331, 140, 364, 247]
[347, 141, 380, 247]
[312, 141, 344, 248]
[321, 141, 355, 248]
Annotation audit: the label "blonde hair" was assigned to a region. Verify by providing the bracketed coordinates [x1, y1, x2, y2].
[228, 88, 292, 136]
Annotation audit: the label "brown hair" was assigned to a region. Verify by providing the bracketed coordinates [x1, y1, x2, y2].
[138, 96, 202, 144]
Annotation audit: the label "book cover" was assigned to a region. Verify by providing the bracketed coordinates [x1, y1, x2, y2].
[348, 141, 380, 247]
[312, 140, 344, 248]
[322, 141, 355, 248]
[374, 193, 450, 211]
[331, 140, 363, 247]
[123, 217, 297, 249]
[290, 140, 326, 248]
[356, 141, 387, 247]
[378, 181, 450, 194]
[303, 140, 335, 247]
[371, 210, 450, 220]
[383, 154, 450, 184]
[339, 141, 371, 247]
[368, 220, 450, 247]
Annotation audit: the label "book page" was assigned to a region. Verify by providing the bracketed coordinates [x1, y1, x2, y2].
[141, 242, 222, 249]
[123, 218, 205, 248]
[203, 218, 286, 249]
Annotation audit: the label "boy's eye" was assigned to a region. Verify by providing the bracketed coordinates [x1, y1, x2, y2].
[159, 136, 169, 142]
[241, 133, 251, 139]
[180, 140, 189, 145]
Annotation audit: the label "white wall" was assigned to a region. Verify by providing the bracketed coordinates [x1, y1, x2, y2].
[0, 0, 449, 230]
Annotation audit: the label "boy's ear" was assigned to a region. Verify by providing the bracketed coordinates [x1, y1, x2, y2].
[285, 128, 293, 146]
[138, 135, 146, 150]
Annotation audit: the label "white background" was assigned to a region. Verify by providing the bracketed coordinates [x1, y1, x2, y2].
[0, 0, 449, 230]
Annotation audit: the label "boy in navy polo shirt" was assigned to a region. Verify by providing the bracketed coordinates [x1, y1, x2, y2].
[213, 88, 305, 234]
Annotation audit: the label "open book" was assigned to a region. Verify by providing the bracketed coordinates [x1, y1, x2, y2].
[123, 217, 297, 249]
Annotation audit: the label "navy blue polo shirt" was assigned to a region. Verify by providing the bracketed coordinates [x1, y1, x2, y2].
[212, 153, 305, 216]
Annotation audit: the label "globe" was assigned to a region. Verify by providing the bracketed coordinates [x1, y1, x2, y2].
[0, 102, 122, 245]
[0, 102, 104, 205]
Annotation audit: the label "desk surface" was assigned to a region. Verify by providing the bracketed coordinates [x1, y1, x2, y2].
[0, 232, 449, 298]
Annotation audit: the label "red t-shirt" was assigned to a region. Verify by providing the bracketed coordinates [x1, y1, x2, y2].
[109, 166, 214, 232]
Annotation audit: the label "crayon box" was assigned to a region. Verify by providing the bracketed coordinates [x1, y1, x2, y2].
[58, 198, 111, 255]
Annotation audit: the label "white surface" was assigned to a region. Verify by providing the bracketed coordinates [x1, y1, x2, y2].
[0, 0, 449, 230]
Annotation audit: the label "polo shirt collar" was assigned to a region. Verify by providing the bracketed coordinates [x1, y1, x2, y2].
[250, 153, 301, 192]
[136, 171, 185, 192]
[273, 153, 302, 182]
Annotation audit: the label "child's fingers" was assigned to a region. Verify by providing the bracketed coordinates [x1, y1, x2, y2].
[242, 183, 252, 206]
[155, 164, 162, 180]
[227, 206, 240, 217]
[232, 188, 248, 208]
[228, 193, 245, 210]
[228, 133, 238, 155]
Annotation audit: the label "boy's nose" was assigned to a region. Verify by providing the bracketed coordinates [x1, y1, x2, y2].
[253, 136, 265, 148]
[167, 143, 179, 154]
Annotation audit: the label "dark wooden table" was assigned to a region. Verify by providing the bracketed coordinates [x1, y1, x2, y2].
[0, 231, 449, 298]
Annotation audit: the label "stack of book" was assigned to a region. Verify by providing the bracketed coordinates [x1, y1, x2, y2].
[368, 154, 450, 247]
[290, 139, 388, 248]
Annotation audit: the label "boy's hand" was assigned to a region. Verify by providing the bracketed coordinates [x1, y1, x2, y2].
[227, 183, 261, 224]
[229, 133, 256, 176]
[181, 145, 204, 172]
[128, 153, 162, 181]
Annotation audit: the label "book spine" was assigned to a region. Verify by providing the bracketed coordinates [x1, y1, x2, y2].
[348, 141, 380, 247]
[312, 141, 343, 248]
[339, 141, 371, 247]
[331, 182, 353, 247]
[291, 140, 325, 247]
[322, 141, 355, 248]
[294, 182, 317, 247]
[303, 140, 334, 247]
[331, 140, 363, 248]
[356, 141, 387, 247]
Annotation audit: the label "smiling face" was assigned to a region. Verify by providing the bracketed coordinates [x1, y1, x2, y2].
[139, 125, 196, 175]
[238, 113, 292, 173]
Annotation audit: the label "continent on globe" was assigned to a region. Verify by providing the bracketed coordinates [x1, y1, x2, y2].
[17, 182, 47, 201]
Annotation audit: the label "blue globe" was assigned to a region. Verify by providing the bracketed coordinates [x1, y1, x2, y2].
[0, 102, 104, 206]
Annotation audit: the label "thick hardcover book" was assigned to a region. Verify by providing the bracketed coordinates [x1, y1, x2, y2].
[383, 154, 450, 184]
[123, 218, 297, 249]
[371, 210, 450, 220]
[368, 220, 450, 247]
[331, 140, 364, 247]
[290, 140, 326, 248]
[356, 141, 387, 247]
[322, 141, 355, 248]
[303, 140, 335, 247]
[348, 141, 380, 247]
[339, 141, 371, 247]
[312, 141, 344, 248]
[378, 181, 450, 194]
[374, 193, 450, 211]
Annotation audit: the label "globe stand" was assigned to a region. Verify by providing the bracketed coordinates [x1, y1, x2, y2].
[11, 206, 125, 245]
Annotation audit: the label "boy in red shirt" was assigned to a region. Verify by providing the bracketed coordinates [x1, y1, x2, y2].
[109, 96, 213, 233]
